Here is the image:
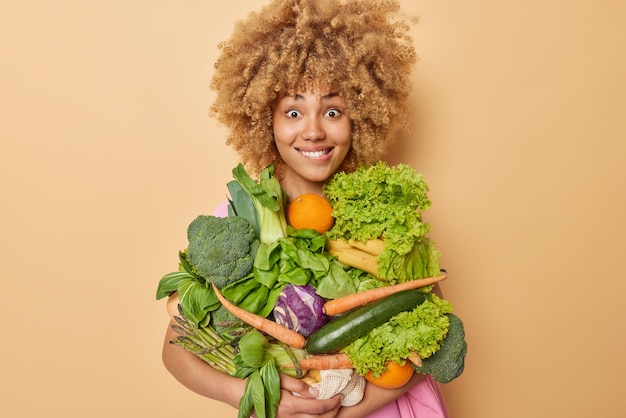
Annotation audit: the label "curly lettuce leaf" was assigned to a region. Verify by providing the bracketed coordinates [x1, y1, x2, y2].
[323, 162, 440, 282]
[342, 293, 453, 376]
[324, 162, 431, 249]
[376, 237, 442, 282]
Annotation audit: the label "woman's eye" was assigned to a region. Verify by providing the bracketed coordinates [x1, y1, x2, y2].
[325, 109, 341, 118]
[286, 109, 301, 118]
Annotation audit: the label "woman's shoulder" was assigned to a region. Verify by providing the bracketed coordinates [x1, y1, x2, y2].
[213, 200, 229, 218]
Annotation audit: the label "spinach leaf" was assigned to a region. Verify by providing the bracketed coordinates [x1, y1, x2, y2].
[155, 270, 195, 299]
[177, 279, 219, 326]
[238, 330, 268, 368]
[237, 370, 262, 418]
[260, 358, 280, 418]
[250, 371, 267, 418]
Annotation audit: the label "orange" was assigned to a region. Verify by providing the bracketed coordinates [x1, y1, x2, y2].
[287, 193, 335, 234]
[364, 361, 414, 389]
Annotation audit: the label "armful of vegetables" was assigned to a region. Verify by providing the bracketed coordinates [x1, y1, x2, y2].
[213, 275, 465, 382]
[155, 163, 302, 418]
[320, 162, 467, 383]
[157, 161, 467, 418]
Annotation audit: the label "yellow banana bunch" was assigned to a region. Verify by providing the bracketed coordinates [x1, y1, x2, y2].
[326, 238, 385, 277]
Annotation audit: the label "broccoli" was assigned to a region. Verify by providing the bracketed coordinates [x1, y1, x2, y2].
[211, 304, 250, 340]
[186, 215, 260, 289]
[413, 313, 468, 383]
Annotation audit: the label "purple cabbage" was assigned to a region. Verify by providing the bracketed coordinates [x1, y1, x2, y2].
[272, 284, 327, 337]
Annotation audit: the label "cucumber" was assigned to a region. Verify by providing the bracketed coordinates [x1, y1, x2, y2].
[305, 289, 427, 354]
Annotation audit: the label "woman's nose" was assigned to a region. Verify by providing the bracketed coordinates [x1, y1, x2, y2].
[301, 116, 325, 141]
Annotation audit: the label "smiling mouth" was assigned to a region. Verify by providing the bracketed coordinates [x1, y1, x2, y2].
[299, 148, 332, 159]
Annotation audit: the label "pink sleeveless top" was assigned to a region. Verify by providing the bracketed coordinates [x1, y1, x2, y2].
[365, 375, 448, 418]
[213, 201, 449, 417]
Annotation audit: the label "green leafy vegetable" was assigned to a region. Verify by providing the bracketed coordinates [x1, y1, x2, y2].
[227, 177, 260, 238]
[239, 330, 269, 368]
[237, 383, 254, 418]
[231, 163, 287, 244]
[155, 256, 219, 327]
[341, 293, 453, 376]
[155, 214, 259, 326]
[223, 164, 357, 316]
[239, 370, 265, 418]
[260, 359, 280, 418]
[176, 275, 219, 326]
[222, 163, 290, 317]
[235, 330, 307, 418]
[227, 226, 357, 316]
[324, 162, 441, 283]
[350, 268, 386, 293]
[155, 270, 194, 299]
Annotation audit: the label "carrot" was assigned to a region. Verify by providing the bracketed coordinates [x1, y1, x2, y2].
[323, 274, 448, 316]
[288, 352, 421, 371]
[407, 352, 423, 367]
[283, 353, 354, 370]
[211, 282, 306, 349]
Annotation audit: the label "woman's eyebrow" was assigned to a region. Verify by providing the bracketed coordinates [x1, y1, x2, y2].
[321, 92, 340, 100]
[293, 92, 340, 100]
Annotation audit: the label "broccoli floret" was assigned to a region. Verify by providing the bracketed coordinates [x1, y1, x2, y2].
[413, 313, 467, 383]
[211, 304, 250, 340]
[186, 215, 260, 289]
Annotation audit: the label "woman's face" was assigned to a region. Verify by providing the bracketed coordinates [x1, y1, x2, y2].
[272, 90, 352, 196]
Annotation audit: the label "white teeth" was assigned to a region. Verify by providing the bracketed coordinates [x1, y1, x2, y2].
[301, 150, 329, 158]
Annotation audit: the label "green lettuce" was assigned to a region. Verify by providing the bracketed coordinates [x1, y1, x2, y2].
[341, 293, 453, 376]
[323, 162, 441, 283]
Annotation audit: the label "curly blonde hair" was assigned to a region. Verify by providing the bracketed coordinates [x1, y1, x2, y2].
[210, 0, 417, 178]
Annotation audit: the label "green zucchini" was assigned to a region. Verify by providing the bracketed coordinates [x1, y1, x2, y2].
[305, 289, 427, 354]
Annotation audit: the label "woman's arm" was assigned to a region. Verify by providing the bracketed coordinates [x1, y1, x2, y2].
[162, 320, 343, 417]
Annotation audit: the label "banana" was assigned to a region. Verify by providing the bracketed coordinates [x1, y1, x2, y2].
[347, 238, 385, 256]
[327, 246, 379, 276]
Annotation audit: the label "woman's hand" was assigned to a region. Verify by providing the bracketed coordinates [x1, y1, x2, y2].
[272, 374, 342, 418]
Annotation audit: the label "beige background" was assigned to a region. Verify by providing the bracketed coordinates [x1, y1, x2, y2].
[1, 1, 625, 417]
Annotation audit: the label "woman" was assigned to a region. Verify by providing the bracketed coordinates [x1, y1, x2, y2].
[162, 1, 448, 416]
